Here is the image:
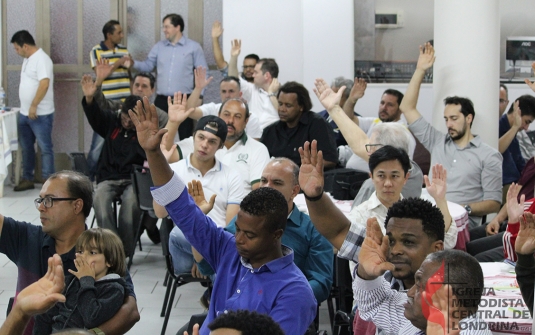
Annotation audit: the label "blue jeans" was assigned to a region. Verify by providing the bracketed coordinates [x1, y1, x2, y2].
[18, 113, 55, 180]
[87, 132, 104, 181]
[169, 226, 194, 275]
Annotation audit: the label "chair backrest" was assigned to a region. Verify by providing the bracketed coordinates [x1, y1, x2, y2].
[131, 165, 155, 212]
[160, 217, 177, 275]
[68, 152, 90, 177]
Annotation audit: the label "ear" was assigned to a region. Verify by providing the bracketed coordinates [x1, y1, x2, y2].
[106, 262, 112, 268]
[465, 113, 473, 126]
[273, 228, 284, 240]
[73, 199, 84, 215]
[433, 240, 444, 252]
[369, 172, 373, 179]
[291, 184, 300, 199]
[403, 172, 410, 185]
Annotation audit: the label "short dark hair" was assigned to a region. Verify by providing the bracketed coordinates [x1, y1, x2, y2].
[384, 198, 445, 242]
[427, 250, 484, 314]
[48, 171, 93, 218]
[218, 98, 250, 119]
[278, 81, 313, 112]
[368, 145, 411, 176]
[134, 72, 156, 89]
[76, 228, 126, 277]
[240, 187, 287, 233]
[220, 76, 241, 90]
[508, 94, 535, 118]
[444, 96, 475, 126]
[258, 58, 279, 78]
[10, 30, 36, 47]
[383, 89, 404, 105]
[208, 310, 285, 335]
[122, 95, 142, 115]
[102, 20, 120, 40]
[163, 13, 184, 32]
[244, 54, 260, 62]
[500, 83, 508, 95]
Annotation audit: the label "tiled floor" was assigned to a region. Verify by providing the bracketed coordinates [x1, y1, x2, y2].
[0, 184, 332, 334]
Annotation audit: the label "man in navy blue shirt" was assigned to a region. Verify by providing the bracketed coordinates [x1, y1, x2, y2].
[499, 95, 535, 202]
[130, 95, 316, 335]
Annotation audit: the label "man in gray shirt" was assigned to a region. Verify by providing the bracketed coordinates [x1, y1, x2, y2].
[400, 43, 502, 227]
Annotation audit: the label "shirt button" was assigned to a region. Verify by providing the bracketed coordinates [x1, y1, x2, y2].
[250, 270, 254, 273]
[237, 289, 241, 293]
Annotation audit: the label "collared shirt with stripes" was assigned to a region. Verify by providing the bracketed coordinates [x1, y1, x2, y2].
[90, 42, 131, 101]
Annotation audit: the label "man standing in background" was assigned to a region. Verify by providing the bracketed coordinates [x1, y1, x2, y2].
[132, 13, 208, 140]
[11, 30, 55, 192]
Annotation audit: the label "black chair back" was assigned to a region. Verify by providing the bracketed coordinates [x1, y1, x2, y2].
[68, 152, 90, 177]
[131, 165, 155, 212]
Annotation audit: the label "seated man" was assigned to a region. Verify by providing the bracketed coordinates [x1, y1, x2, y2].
[314, 78, 423, 201]
[261, 81, 338, 168]
[154, 115, 246, 275]
[400, 43, 502, 227]
[81, 94, 147, 257]
[165, 97, 270, 193]
[195, 158, 333, 304]
[355, 227, 491, 335]
[130, 96, 317, 335]
[0, 171, 139, 335]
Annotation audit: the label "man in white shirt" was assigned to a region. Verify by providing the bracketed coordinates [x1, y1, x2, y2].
[228, 40, 280, 129]
[11, 30, 55, 191]
[155, 115, 246, 275]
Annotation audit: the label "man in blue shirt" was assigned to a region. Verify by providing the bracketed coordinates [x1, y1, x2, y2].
[498, 95, 535, 202]
[129, 95, 317, 335]
[132, 13, 207, 140]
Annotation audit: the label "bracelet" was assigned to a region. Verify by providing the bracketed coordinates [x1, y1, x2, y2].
[303, 191, 323, 202]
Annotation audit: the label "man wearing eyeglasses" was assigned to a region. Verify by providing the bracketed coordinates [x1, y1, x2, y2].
[0, 171, 140, 335]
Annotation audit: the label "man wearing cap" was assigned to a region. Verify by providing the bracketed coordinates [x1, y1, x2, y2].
[154, 115, 246, 276]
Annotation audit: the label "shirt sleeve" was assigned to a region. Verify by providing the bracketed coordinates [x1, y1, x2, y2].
[81, 97, 116, 138]
[443, 219, 458, 250]
[249, 144, 270, 186]
[239, 77, 254, 103]
[337, 221, 366, 263]
[89, 48, 99, 68]
[515, 253, 535, 316]
[481, 150, 503, 203]
[199, 103, 219, 116]
[353, 271, 408, 334]
[357, 117, 374, 133]
[269, 282, 317, 335]
[227, 169, 246, 204]
[246, 114, 263, 139]
[310, 116, 338, 164]
[36, 53, 53, 81]
[408, 116, 446, 152]
[303, 222, 334, 303]
[76, 277, 126, 329]
[503, 222, 520, 262]
[133, 43, 158, 72]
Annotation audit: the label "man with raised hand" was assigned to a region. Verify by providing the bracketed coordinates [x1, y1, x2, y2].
[400, 43, 502, 227]
[228, 40, 280, 129]
[129, 95, 316, 335]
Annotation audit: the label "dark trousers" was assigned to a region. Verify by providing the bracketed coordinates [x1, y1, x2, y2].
[155, 94, 194, 140]
[466, 222, 507, 262]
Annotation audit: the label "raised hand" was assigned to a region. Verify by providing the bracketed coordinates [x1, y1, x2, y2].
[512, 100, 522, 130]
[347, 77, 367, 104]
[268, 78, 280, 94]
[160, 133, 177, 162]
[211, 21, 223, 39]
[129, 96, 169, 152]
[68, 253, 96, 279]
[425, 164, 447, 201]
[183, 323, 200, 335]
[188, 180, 216, 215]
[231, 39, 241, 57]
[194, 66, 214, 90]
[298, 140, 324, 198]
[506, 183, 525, 223]
[313, 78, 344, 111]
[515, 212, 535, 255]
[168, 91, 196, 124]
[94, 58, 114, 83]
[416, 42, 436, 71]
[15, 254, 66, 316]
[525, 63, 535, 92]
[358, 218, 395, 279]
[80, 74, 97, 98]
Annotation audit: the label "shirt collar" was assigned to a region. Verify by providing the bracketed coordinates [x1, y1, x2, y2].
[239, 245, 295, 273]
[185, 154, 222, 173]
[99, 41, 119, 51]
[164, 35, 186, 46]
[288, 204, 302, 227]
[367, 191, 403, 211]
[240, 132, 248, 144]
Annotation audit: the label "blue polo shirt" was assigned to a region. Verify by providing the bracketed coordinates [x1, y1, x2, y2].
[152, 173, 317, 335]
[499, 113, 525, 185]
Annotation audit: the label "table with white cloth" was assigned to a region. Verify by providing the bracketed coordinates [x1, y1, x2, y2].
[0, 108, 19, 196]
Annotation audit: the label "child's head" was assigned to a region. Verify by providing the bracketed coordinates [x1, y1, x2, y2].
[75, 228, 126, 277]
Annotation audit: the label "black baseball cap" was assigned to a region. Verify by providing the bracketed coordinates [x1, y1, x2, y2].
[194, 115, 227, 143]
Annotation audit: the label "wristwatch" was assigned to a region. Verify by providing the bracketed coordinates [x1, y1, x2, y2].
[464, 204, 472, 215]
[90, 328, 105, 335]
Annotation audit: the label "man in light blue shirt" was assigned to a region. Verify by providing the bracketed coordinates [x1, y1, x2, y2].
[132, 13, 207, 139]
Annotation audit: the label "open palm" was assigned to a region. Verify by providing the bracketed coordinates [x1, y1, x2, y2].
[515, 212, 535, 255]
[298, 140, 324, 197]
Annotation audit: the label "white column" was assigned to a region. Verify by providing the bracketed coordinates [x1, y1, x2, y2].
[433, 0, 500, 148]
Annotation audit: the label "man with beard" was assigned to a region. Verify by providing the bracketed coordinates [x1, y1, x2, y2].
[338, 78, 416, 173]
[165, 98, 270, 193]
[400, 43, 502, 227]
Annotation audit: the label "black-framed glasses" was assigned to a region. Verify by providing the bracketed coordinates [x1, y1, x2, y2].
[365, 144, 384, 153]
[34, 197, 78, 209]
[242, 65, 255, 69]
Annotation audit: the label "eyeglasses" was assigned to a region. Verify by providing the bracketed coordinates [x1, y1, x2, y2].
[242, 65, 255, 69]
[34, 196, 78, 209]
[499, 99, 507, 104]
[365, 144, 384, 153]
